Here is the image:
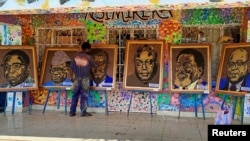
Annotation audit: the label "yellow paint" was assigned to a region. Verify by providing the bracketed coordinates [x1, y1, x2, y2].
[81, 1, 90, 7]
[15, 0, 25, 6]
[41, 0, 49, 9]
[149, 0, 160, 4]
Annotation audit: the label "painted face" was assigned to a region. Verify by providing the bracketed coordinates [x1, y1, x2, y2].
[135, 50, 155, 82]
[91, 53, 107, 84]
[227, 49, 248, 84]
[175, 54, 202, 87]
[3, 55, 28, 86]
[50, 63, 69, 84]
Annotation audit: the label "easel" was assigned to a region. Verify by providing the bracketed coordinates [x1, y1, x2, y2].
[127, 90, 155, 117]
[178, 92, 207, 120]
[4, 90, 31, 116]
[42, 87, 71, 115]
[220, 94, 245, 125]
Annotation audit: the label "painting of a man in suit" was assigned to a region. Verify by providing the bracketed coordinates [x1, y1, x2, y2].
[219, 48, 250, 91]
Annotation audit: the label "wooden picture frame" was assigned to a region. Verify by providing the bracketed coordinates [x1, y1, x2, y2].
[215, 43, 250, 96]
[169, 44, 211, 93]
[123, 40, 165, 91]
[90, 44, 117, 90]
[0, 45, 38, 92]
[39, 47, 78, 89]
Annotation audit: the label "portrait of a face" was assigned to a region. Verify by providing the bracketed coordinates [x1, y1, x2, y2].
[169, 44, 211, 93]
[0, 46, 38, 91]
[174, 48, 204, 89]
[40, 48, 78, 88]
[88, 45, 117, 90]
[1, 50, 31, 87]
[134, 44, 158, 83]
[50, 61, 71, 84]
[124, 40, 164, 91]
[216, 43, 250, 95]
[88, 48, 109, 85]
[226, 48, 249, 84]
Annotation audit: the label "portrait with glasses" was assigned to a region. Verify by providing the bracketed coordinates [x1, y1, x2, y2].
[216, 43, 250, 95]
[0, 47, 38, 90]
[40, 48, 78, 88]
[169, 44, 211, 93]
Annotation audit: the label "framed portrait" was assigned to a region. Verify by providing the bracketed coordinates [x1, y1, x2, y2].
[90, 44, 117, 90]
[39, 47, 78, 89]
[0, 45, 38, 92]
[123, 40, 165, 91]
[215, 43, 250, 96]
[169, 44, 211, 93]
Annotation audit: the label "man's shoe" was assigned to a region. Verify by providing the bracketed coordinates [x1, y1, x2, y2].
[69, 113, 76, 117]
[81, 112, 92, 117]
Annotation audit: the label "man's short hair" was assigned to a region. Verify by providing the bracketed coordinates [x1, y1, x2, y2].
[135, 44, 157, 61]
[3, 50, 30, 65]
[88, 48, 109, 63]
[81, 41, 91, 51]
[176, 48, 205, 75]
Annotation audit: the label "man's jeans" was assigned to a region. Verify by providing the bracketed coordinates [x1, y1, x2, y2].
[70, 77, 90, 114]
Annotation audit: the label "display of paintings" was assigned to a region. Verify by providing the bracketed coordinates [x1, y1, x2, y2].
[0, 45, 38, 92]
[123, 40, 165, 91]
[169, 44, 211, 93]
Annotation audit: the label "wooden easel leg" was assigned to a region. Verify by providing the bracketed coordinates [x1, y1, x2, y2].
[4, 92, 7, 117]
[25, 91, 31, 115]
[12, 92, 16, 115]
[232, 96, 238, 120]
[127, 92, 132, 117]
[43, 90, 50, 114]
[194, 94, 197, 118]
[221, 94, 228, 109]
[178, 94, 182, 119]
[57, 91, 61, 109]
[65, 90, 67, 115]
[104, 90, 109, 116]
[149, 92, 153, 117]
[201, 94, 205, 120]
[241, 96, 245, 125]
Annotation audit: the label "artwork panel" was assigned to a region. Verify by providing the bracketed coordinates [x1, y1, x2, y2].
[169, 44, 212, 93]
[215, 43, 250, 96]
[39, 47, 78, 89]
[123, 40, 165, 91]
[0, 45, 38, 92]
[91, 44, 118, 90]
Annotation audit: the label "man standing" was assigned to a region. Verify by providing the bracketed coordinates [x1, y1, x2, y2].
[69, 42, 97, 117]
[219, 48, 250, 91]
[174, 48, 207, 90]
[0, 50, 34, 88]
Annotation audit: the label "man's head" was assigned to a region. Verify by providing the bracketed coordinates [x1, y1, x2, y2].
[81, 41, 91, 52]
[134, 44, 158, 84]
[175, 48, 205, 88]
[1, 50, 30, 86]
[226, 48, 249, 84]
[50, 51, 71, 85]
[88, 48, 109, 85]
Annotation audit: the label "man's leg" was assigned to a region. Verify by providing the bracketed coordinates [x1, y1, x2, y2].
[69, 80, 80, 116]
[80, 78, 91, 116]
